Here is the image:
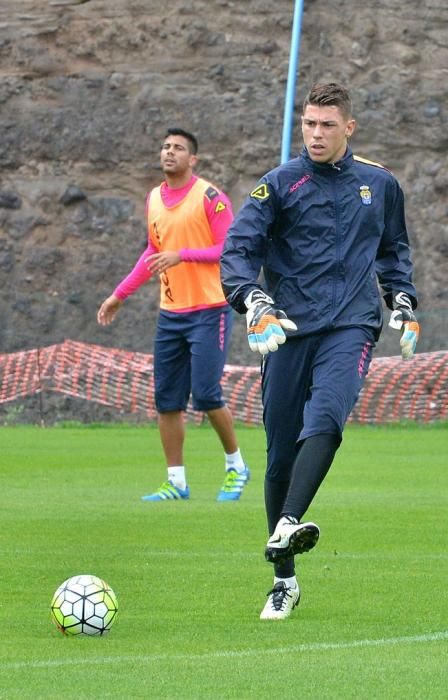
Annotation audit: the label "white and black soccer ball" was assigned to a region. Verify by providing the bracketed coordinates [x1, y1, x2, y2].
[50, 574, 118, 636]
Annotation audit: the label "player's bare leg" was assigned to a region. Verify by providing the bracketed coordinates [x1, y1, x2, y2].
[206, 405, 238, 454]
[158, 410, 185, 465]
[141, 411, 189, 501]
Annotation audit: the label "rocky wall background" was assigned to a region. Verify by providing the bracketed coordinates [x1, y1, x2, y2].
[1, 0, 447, 377]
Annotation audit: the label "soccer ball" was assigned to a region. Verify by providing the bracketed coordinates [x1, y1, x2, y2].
[50, 574, 118, 636]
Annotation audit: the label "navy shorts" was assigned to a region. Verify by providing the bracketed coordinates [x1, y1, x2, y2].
[154, 306, 233, 413]
[262, 327, 376, 481]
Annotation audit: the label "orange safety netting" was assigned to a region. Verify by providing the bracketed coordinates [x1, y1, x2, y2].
[0, 340, 447, 424]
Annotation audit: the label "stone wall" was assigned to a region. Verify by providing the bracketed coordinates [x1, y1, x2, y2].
[1, 0, 447, 368]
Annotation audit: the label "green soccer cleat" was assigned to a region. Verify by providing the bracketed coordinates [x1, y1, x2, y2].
[216, 467, 250, 502]
[141, 480, 190, 502]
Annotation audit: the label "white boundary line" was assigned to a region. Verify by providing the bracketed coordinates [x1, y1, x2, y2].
[2, 631, 447, 670]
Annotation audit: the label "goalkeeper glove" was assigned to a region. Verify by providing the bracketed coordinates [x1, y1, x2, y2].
[388, 291, 420, 360]
[244, 290, 297, 355]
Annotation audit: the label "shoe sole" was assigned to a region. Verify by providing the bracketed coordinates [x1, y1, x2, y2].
[141, 497, 189, 501]
[141, 493, 190, 501]
[264, 523, 320, 564]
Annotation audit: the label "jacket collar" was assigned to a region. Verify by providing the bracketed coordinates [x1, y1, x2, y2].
[300, 145, 354, 173]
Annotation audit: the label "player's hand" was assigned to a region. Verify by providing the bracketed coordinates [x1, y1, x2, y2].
[145, 251, 181, 274]
[97, 295, 123, 326]
[388, 292, 419, 360]
[245, 290, 297, 355]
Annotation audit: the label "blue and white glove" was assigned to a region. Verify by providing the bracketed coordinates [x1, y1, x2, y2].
[388, 292, 420, 360]
[245, 290, 298, 355]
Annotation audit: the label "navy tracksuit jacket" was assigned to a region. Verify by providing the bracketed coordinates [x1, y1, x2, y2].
[221, 146, 417, 339]
[220, 147, 418, 465]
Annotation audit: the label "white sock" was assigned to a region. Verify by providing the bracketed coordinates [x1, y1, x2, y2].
[225, 449, 246, 473]
[274, 576, 298, 590]
[167, 466, 186, 490]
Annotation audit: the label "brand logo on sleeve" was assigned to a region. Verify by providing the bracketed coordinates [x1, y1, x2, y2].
[359, 185, 372, 205]
[250, 184, 269, 201]
[289, 174, 311, 192]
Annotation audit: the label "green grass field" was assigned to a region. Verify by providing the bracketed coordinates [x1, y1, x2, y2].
[0, 423, 447, 699]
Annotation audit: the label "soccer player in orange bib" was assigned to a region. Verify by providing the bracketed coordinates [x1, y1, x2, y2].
[97, 128, 249, 502]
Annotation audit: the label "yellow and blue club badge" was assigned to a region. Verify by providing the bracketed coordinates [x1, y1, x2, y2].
[359, 185, 372, 205]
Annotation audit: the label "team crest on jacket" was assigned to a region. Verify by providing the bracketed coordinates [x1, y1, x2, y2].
[359, 185, 372, 205]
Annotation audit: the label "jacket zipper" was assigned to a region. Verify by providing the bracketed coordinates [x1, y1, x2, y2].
[331, 169, 342, 322]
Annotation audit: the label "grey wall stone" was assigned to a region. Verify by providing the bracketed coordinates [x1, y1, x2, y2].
[0, 0, 447, 366]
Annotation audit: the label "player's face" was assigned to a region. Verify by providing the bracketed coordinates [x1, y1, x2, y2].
[301, 104, 356, 164]
[160, 135, 197, 176]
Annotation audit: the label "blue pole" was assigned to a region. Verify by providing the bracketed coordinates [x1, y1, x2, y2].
[280, 0, 304, 164]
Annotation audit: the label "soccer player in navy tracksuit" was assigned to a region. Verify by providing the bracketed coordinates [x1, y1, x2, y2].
[220, 83, 420, 620]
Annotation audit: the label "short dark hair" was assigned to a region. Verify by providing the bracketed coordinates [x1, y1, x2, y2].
[303, 83, 352, 120]
[163, 128, 198, 155]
